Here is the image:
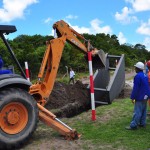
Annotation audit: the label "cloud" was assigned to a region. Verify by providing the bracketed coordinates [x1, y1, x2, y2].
[126, 0, 150, 12]
[50, 19, 112, 37]
[0, 0, 38, 23]
[118, 32, 127, 44]
[44, 17, 52, 24]
[71, 19, 112, 35]
[70, 25, 90, 34]
[115, 0, 150, 24]
[90, 19, 112, 34]
[143, 37, 150, 50]
[115, 7, 138, 24]
[136, 19, 150, 36]
[66, 15, 78, 19]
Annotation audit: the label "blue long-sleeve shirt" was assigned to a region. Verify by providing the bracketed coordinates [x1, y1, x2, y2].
[0, 57, 4, 69]
[130, 71, 150, 101]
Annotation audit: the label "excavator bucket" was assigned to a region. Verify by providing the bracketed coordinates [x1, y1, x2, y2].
[88, 54, 125, 104]
[92, 49, 106, 69]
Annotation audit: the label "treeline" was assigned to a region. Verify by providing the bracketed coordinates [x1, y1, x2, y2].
[0, 33, 150, 79]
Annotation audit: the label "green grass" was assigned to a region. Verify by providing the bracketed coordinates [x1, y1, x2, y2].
[24, 98, 150, 150]
[28, 72, 150, 149]
[62, 98, 150, 150]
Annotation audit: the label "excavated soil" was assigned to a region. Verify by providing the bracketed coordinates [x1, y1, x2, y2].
[45, 81, 91, 118]
[45, 80, 132, 118]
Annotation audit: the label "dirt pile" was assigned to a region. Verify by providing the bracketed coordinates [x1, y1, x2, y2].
[45, 80, 131, 118]
[45, 81, 91, 118]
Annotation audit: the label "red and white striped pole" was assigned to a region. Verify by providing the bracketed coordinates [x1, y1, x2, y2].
[88, 51, 96, 121]
[25, 61, 30, 81]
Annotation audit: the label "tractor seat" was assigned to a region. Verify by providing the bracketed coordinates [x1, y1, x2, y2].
[0, 25, 17, 34]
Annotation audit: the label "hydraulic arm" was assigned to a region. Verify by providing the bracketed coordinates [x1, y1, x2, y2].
[30, 20, 105, 105]
[29, 20, 106, 140]
[38, 104, 79, 140]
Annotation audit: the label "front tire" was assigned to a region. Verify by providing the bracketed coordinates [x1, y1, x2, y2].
[0, 88, 38, 149]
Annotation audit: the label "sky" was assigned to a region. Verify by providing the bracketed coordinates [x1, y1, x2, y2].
[0, 0, 150, 50]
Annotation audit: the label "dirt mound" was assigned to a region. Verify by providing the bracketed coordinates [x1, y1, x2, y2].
[45, 80, 131, 118]
[45, 81, 91, 118]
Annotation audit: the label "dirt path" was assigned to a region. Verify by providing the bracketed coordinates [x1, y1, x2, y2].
[125, 71, 135, 80]
[125, 71, 135, 88]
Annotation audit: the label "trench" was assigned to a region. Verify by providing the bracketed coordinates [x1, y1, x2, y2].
[45, 80, 131, 118]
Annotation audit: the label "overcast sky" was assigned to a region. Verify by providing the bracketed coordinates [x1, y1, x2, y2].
[0, 0, 150, 50]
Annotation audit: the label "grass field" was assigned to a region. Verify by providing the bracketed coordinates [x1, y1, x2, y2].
[23, 98, 150, 150]
[25, 71, 150, 150]
[62, 98, 150, 150]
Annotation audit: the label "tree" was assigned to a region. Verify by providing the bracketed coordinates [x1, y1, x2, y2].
[0, 33, 148, 79]
[134, 44, 146, 50]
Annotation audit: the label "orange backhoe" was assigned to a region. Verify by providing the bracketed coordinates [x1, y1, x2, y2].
[0, 20, 105, 149]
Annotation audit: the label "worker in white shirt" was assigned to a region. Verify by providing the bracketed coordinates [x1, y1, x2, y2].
[69, 68, 75, 84]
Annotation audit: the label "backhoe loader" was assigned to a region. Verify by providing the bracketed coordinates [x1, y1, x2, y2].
[0, 20, 106, 149]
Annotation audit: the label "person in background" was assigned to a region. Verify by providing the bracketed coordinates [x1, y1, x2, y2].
[0, 56, 12, 74]
[146, 60, 150, 85]
[145, 60, 150, 114]
[69, 67, 75, 84]
[125, 62, 150, 130]
[145, 63, 149, 74]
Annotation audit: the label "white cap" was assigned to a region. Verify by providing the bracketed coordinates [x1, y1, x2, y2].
[134, 62, 144, 70]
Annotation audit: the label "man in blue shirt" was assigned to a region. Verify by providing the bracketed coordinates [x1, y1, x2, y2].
[126, 62, 150, 130]
[0, 56, 4, 69]
[0, 56, 12, 74]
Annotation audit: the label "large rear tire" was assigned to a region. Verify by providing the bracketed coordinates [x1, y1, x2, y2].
[0, 88, 38, 149]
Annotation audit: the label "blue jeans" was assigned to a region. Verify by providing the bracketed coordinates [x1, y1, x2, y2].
[130, 100, 147, 128]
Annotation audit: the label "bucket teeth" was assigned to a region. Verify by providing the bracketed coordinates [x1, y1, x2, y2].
[65, 130, 81, 140]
